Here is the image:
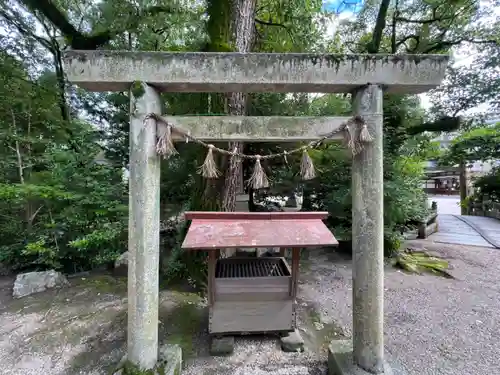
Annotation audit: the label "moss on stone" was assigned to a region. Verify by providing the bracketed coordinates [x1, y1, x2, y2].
[131, 81, 145, 99]
[78, 274, 127, 295]
[121, 360, 162, 375]
[300, 302, 345, 353]
[162, 301, 203, 357]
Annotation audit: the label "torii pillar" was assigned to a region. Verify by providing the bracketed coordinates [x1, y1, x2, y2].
[62, 51, 448, 374]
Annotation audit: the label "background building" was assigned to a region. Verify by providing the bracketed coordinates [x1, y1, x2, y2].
[423, 113, 500, 194]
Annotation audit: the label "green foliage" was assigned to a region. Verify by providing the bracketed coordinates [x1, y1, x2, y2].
[1, 0, 498, 279]
[0, 45, 127, 272]
[0, 140, 128, 272]
[300, 145, 429, 254]
[440, 123, 500, 165]
[439, 123, 500, 207]
[296, 93, 430, 254]
[384, 156, 429, 229]
[469, 167, 500, 203]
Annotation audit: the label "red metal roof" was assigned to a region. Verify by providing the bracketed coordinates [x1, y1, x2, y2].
[181, 211, 338, 250]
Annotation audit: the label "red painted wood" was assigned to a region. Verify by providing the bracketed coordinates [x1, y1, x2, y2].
[184, 211, 329, 220]
[181, 212, 338, 250]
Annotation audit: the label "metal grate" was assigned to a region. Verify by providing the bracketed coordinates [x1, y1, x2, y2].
[216, 258, 290, 278]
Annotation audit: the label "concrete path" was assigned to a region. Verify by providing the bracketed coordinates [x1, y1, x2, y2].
[427, 195, 500, 248]
[456, 215, 500, 248]
[429, 214, 500, 249]
[429, 215, 494, 248]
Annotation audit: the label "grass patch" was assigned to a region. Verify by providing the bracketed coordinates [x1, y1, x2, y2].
[77, 274, 127, 294]
[161, 302, 205, 358]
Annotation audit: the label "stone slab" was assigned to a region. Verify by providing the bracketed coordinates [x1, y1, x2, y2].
[210, 336, 235, 356]
[280, 329, 305, 352]
[158, 344, 182, 375]
[162, 115, 349, 142]
[63, 51, 449, 94]
[328, 340, 404, 375]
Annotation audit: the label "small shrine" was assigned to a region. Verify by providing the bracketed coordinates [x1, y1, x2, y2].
[181, 211, 338, 336]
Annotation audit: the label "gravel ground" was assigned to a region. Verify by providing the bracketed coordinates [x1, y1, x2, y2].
[2, 239, 500, 375]
[183, 240, 500, 375]
[300, 240, 500, 375]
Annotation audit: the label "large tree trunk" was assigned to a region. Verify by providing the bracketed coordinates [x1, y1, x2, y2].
[221, 0, 257, 212]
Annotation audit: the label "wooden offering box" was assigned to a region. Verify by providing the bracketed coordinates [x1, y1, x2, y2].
[181, 211, 338, 335]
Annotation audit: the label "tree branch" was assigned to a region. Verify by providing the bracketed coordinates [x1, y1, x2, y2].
[406, 116, 461, 135]
[424, 38, 500, 53]
[395, 34, 420, 52]
[255, 18, 287, 28]
[0, 9, 52, 50]
[395, 15, 453, 24]
[367, 0, 391, 53]
[391, 0, 399, 54]
[18, 0, 185, 49]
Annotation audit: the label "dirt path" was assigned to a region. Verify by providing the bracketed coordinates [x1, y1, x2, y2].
[1, 241, 500, 375]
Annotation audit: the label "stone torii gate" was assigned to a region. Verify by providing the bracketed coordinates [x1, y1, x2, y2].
[63, 51, 448, 374]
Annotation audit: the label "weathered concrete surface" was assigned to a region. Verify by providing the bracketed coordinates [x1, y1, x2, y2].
[428, 214, 493, 248]
[351, 84, 384, 373]
[158, 344, 182, 375]
[163, 115, 349, 142]
[455, 215, 500, 249]
[128, 83, 162, 369]
[63, 51, 448, 94]
[328, 340, 399, 375]
[210, 336, 235, 356]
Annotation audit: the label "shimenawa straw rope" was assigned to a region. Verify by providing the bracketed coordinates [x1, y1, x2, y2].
[147, 114, 372, 189]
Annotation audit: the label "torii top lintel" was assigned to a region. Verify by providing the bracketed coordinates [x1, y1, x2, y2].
[63, 51, 449, 94]
[181, 211, 339, 250]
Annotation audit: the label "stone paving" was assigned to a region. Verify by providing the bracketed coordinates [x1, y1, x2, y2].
[427, 195, 500, 249]
[429, 214, 494, 248]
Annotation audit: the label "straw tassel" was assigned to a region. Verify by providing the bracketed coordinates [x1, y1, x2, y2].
[248, 156, 269, 189]
[300, 148, 316, 180]
[343, 123, 357, 154]
[156, 123, 178, 158]
[359, 123, 373, 143]
[197, 144, 221, 178]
